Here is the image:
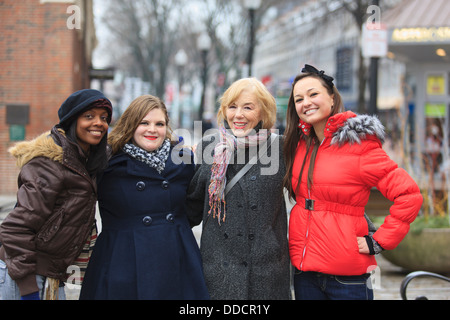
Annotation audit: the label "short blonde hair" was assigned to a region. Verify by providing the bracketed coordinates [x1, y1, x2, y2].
[217, 78, 277, 130]
[108, 95, 173, 155]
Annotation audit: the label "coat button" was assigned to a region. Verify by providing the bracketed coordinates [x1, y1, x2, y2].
[250, 176, 257, 181]
[166, 213, 174, 223]
[248, 234, 255, 240]
[136, 181, 146, 191]
[161, 180, 169, 189]
[142, 216, 152, 226]
[250, 204, 257, 210]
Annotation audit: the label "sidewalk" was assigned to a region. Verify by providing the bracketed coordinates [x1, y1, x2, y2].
[64, 251, 450, 300]
[1, 196, 449, 300]
[373, 254, 449, 300]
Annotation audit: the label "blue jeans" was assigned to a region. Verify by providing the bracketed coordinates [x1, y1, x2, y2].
[0, 259, 66, 300]
[294, 269, 373, 300]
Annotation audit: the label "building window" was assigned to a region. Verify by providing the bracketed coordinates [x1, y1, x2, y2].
[335, 47, 353, 92]
[6, 104, 29, 141]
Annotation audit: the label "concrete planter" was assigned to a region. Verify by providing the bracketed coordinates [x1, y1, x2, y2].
[382, 228, 450, 274]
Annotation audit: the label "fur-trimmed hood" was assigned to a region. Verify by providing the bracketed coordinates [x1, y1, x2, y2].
[8, 128, 65, 169]
[327, 111, 385, 146]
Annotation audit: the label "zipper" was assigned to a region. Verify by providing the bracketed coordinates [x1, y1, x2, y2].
[299, 189, 312, 271]
[299, 137, 326, 271]
[299, 209, 312, 271]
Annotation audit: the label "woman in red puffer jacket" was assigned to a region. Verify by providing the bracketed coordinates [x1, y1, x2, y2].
[283, 65, 423, 300]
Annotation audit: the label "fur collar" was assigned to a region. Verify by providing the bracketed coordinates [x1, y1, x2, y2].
[330, 111, 385, 146]
[8, 129, 64, 169]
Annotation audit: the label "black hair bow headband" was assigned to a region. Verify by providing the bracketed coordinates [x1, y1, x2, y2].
[301, 64, 334, 88]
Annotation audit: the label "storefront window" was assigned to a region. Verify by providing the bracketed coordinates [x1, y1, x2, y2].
[424, 104, 446, 174]
[427, 74, 445, 96]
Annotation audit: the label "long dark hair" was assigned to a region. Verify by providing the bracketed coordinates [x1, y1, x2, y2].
[283, 73, 344, 200]
[66, 120, 109, 177]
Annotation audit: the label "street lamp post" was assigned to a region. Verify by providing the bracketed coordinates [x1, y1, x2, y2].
[244, 0, 261, 77]
[368, 0, 380, 115]
[174, 49, 188, 127]
[197, 32, 211, 122]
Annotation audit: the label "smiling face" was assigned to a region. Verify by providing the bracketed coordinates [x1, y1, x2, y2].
[133, 108, 167, 152]
[76, 107, 109, 152]
[225, 89, 262, 137]
[293, 77, 334, 137]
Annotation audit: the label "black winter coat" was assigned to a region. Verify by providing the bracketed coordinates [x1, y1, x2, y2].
[187, 133, 291, 300]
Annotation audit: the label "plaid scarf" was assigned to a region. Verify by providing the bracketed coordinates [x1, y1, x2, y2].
[123, 139, 170, 174]
[208, 126, 269, 224]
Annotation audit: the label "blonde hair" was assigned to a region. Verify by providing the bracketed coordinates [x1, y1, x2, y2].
[108, 95, 173, 155]
[216, 78, 277, 129]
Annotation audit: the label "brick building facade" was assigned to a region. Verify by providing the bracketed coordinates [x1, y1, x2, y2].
[0, 0, 96, 194]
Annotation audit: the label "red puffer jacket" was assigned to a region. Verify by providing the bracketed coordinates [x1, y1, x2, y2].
[289, 111, 423, 276]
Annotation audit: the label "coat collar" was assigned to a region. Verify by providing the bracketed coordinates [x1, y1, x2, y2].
[8, 126, 90, 178]
[299, 111, 385, 146]
[329, 111, 385, 146]
[50, 126, 91, 176]
[8, 128, 65, 169]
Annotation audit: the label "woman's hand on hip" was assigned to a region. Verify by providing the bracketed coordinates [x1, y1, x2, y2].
[357, 237, 370, 254]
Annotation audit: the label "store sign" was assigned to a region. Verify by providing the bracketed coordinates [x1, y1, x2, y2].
[391, 27, 450, 43]
[425, 103, 446, 117]
[427, 75, 445, 96]
[362, 23, 388, 58]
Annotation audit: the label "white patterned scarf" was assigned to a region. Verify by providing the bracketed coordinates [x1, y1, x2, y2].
[123, 139, 171, 174]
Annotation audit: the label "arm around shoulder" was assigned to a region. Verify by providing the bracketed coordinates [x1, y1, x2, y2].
[185, 134, 217, 227]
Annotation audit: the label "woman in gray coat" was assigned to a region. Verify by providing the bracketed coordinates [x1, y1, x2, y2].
[186, 78, 290, 300]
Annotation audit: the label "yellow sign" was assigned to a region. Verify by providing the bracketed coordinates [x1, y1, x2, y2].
[391, 27, 450, 43]
[427, 75, 445, 95]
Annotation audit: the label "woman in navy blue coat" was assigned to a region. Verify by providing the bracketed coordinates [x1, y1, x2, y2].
[79, 95, 209, 300]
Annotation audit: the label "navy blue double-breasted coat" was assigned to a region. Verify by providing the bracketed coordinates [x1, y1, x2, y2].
[79, 147, 209, 300]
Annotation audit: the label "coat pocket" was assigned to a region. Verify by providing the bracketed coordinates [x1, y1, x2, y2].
[37, 208, 65, 242]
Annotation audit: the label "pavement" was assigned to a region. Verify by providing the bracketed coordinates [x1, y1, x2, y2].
[1, 195, 449, 300]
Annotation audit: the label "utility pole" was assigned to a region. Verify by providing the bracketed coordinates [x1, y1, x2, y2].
[368, 0, 380, 115]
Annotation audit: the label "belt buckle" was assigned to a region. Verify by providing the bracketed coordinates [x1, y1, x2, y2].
[305, 199, 315, 210]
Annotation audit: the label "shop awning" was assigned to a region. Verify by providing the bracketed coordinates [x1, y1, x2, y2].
[383, 0, 450, 62]
[384, 0, 450, 28]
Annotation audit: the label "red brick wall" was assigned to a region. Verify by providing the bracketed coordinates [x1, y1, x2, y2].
[0, 0, 91, 194]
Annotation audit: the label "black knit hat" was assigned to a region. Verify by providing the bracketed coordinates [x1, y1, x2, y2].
[58, 89, 112, 130]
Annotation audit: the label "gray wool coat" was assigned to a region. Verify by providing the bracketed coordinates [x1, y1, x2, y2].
[186, 132, 291, 300]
